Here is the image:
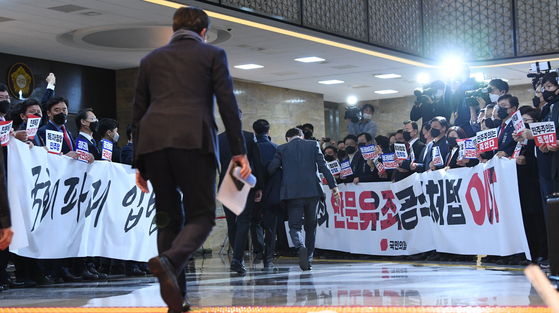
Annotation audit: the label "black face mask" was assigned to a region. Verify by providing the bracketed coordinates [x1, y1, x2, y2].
[497, 106, 510, 120]
[337, 150, 347, 159]
[525, 123, 530, 129]
[485, 119, 494, 128]
[303, 130, 312, 140]
[89, 121, 99, 132]
[403, 131, 412, 142]
[447, 137, 457, 148]
[358, 142, 366, 147]
[0, 101, 9, 114]
[345, 146, 357, 154]
[533, 96, 542, 107]
[430, 128, 441, 138]
[493, 118, 502, 128]
[543, 89, 558, 102]
[52, 112, 67, 125]
[324, 155, 335, 162]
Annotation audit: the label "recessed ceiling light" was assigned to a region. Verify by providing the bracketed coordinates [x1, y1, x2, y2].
[375, 74, 401, 79]
[234, 64, 264, 70]
[374, 90, 398, 94]
[318, 80, 344, 85]
[295, 57, 325, 63]
[347, 96, 357, 104]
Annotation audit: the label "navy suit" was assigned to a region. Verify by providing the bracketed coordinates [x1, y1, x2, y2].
[268, 137, 336, 264]
[339, 151, 362, 183]
[414, 137, 449, 172]
[497, 121, 516, 156]
[35, 121, 75, 154]
[77, 134, 101, 160]
[396, 139, 425, 181]
[120, 142, 133, 165]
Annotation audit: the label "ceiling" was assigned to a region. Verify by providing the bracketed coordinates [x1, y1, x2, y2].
[0, 0, 555, 103]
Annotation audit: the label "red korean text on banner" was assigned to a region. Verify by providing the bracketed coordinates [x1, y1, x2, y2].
[476, 129, 499, 153]
[511, 142, 523, 159]
[0, 121, 12, 147]
[529, 121, 557, 147]
[381, 153, 397, 170]
[511, 110, 525, 132]
[339, 159, 353, 178]
[26, 114, 41, 140]
[75, 138, 89, 163]
[359, 144, 377, 160]
[373, 157, 385, 175]
[101, 139, 113, 160]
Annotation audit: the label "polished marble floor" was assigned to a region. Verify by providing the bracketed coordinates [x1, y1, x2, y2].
[0, 255, 547, 308]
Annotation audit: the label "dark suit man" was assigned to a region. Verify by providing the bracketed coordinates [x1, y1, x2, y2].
[356, 132, 388, 182]
[132, 7, 250, 313]
[396, 121, 426, 181]
[120, 125, 133, 165]
[339, 134, 361, 184]
[218, 129, 264, 273]
[410, 116, 449, 172]
[35, 97, 78, 159]
[75, 108, 101, 163]
[268, 128, 339, 271]
[495, 95, 519, 158]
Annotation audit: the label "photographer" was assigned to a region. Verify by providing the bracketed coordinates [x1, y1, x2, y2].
[410, 80, 448, 124]
[449, 66, 479, 137]
[346, 104, 377, 139]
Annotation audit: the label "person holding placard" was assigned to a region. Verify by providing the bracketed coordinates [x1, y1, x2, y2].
[339, 135, 361, 184]
[356, 132, 386, 183]
[16, 99, 43, 147]
[444, 126, 477, 169]
[35, 97, 78, 159]
[410, 116, 449, 172]
[75, 108, 100, 164]
[495, 95, 519, 158]
[396, 121, 425, 181]
[98, 118, 121, 163]
[131, 7, 250, 312]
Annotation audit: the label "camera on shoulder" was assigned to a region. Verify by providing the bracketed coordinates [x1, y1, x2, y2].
[464, 82, 492, 106]
[344, 106, 362, 123]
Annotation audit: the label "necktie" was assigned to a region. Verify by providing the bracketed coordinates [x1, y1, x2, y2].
[61, 126, 73, 151]
[499, 123, 506, 139]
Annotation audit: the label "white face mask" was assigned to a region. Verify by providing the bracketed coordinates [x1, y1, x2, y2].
[112, 132, 120, 143]
[434, 89, 444, 98]
[363, 113, 372, 120]
[489, 93, 500, 103]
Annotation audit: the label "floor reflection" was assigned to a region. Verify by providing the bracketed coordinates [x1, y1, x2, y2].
[0, 255, 545, 308]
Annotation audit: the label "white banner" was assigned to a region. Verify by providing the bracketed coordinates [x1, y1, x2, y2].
[318, 157, 530, 259]
[7, 139, 158, 261]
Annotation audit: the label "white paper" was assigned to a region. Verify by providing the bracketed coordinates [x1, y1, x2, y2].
[216, 160, 252, 216]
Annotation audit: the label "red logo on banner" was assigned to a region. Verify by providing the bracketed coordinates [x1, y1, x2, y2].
[380, 239, 388, 251]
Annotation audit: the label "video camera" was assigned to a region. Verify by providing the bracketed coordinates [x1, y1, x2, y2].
[464, 82, 492, 106]
[413, 84, 436, 106]
[344, 106, 362, 123]
[527, 61, 559, 90]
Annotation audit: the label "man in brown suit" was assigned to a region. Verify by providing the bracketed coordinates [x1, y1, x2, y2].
[131, 7, 250, 313]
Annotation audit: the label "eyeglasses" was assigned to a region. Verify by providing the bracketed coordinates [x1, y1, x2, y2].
[0, 95, 11, 101]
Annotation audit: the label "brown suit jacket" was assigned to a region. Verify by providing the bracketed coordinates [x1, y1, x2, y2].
[131, 36, 246, 175]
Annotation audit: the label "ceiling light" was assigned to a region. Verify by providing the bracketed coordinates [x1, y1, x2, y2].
[347, 96, 357, 104]
[471, 72, 485, 82]
[417, 73, 430, 84]
[234, 64, 264, 70]
[295, 57, 325, 63]
[318, 80, 344, 85]
[375, 74, 401, 79]
[374, 90, 398, 94]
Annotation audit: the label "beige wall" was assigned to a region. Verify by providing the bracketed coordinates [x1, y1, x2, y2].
[338, 83, 536, 142]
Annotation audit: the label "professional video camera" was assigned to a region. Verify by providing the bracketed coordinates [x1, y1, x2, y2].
[464, 82, 492, 106]
[413, 84, 436, 106]
[527, 61, 559, 90]
[344, 106, 362, 123]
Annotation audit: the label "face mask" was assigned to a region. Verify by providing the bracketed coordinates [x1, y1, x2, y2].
[447, 137, 457, 148]
[53, 112, 67, 125]
[403, 131, 412, 141]
[337, 150, 347, 159]
[88, 121, 99, 132]
[533, 96, 542, 107]
[493, 118, 502, 127]
[543, 89, 557, 102]
[363, 113, 372, 120]
[358, 142, 366, 147]
[324, 155, 334, 162]
[497, 106, 510, 119]
[303, 130, 312, 139]
[112, 132, 120, 142]
[485, 119, 493, 128]
[489, 93, 500, 103]
[434, 89, 444, 98]
[0, 101, 9, 114]
[345, 146, 357, 154]
[525, 123, 530, 129]
[430, 128, 441, 138]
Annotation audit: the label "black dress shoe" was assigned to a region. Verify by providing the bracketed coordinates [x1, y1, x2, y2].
[88, 266, 108, 279]
[148, 256, 183, 313]
[168, 298, 191, 313]
[253, 252, 263, 265]
[31, 275, 54, 286]
[15, 277, 37, 288]
[230, 260, 246, 274]
[60, 268, 83, 282]
[1, 277, 26, 289]
[138, 262, 151, 275]
[298, 247, 309, 271]
[263, 260, 274, 269]
[46, 275, 64, 284]
[81, 270, 99, 280]
[125, 267, 146, 277]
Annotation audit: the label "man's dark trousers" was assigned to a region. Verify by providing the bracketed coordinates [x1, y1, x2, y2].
[143, 148, 216, 296]
[224, 189, 256, 264]
[286, 196, 320, 262]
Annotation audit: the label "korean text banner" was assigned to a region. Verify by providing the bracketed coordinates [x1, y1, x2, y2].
[7, 139, 158, 261]
[317, 157, 530, 259]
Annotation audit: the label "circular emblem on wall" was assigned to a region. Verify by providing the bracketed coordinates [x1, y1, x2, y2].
[7, 63, 34, 100]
